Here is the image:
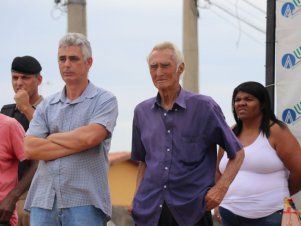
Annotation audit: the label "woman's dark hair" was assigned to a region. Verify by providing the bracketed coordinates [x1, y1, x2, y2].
[232, 81, 285, 137]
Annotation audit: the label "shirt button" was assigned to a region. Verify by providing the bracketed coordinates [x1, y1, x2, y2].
[167, 148, 170, 152]
[159, 204, 163, 208]
[164, 185, 167, 189]
[167, 130, 171, 133]
[165, 166, 168, 170]
[175, 108, 178, 111]
[164, 113, 167, 116]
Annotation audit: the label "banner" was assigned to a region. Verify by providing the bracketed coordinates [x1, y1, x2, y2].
[276, 0, 301, 143]
[276, 0, 301, 208]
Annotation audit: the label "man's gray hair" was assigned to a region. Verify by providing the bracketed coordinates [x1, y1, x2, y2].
[147, 41, 184, 68]
[59, 33, 92, 62]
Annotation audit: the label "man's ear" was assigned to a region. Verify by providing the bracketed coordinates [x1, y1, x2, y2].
[177, 63, 185, 74]
[86, 57, 93, 69]
[37, 75, 43, 85]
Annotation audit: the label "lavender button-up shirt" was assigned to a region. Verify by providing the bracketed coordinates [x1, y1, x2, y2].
[131, 88, 242, 226]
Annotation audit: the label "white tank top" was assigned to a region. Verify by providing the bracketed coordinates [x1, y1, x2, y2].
[219, 132, 289, 218]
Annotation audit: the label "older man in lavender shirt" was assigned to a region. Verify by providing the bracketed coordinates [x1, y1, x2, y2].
[130, 41, 245, 226]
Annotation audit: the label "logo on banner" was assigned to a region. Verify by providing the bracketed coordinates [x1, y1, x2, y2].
[281, 45, 301, 69]
[282, 101, 301, 124]
[281, 0, 301, 17]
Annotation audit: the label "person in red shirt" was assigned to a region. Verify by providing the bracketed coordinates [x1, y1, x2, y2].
[1, 55, 41, 226]
[0, 114, 32, 226]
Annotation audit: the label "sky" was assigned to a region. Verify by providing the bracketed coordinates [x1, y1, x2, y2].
[0, 0, 267, 152]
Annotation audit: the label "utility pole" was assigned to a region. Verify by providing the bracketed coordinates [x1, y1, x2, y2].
[67, 0, 87, 36]
[265, 0, 275, 111]
[183, 0, 199, 93]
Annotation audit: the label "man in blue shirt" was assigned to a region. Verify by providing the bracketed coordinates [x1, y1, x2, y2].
[131, 41, 244, 226]
[23, 33, 118, 226]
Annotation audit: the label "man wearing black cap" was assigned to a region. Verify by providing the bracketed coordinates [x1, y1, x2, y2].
[2, 56, 43, 123]
[0, 56, 42, 226]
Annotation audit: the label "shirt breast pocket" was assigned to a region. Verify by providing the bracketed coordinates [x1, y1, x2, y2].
[179, 134, 207, 165]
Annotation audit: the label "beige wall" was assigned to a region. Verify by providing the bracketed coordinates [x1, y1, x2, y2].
[108, 161, 138, 206]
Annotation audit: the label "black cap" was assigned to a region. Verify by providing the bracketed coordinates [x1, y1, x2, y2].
[11, 56, 42, 75]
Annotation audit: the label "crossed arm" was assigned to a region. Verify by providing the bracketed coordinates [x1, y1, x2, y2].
[25, 123, 109, 161]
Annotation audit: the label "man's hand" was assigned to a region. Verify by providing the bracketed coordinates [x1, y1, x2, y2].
[213, 207, 222, 223]
[127, 204, 133, 216]
[206, 149, 244, 210]
[0, 196, 16, 223]
[14, 89, 36, 121]
[14, 89, 30, 113]
[205, 186, 227, 211]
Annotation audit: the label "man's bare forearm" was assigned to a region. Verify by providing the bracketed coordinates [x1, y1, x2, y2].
[24, 136, 78, 160]
[205, 149, 244, 210]
[47, 124, 108, 151]
[4, 160, 38, 204]
[215, 149, 244, 191]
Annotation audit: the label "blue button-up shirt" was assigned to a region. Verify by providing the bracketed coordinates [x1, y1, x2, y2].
[131, 88, 242, 226]
[24, 82, 118, 219]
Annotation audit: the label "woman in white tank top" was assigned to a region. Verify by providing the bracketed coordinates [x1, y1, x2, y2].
[214, 81, 301, 226]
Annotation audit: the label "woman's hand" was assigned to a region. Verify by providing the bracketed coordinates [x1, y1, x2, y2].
[213, 207, 222, 223]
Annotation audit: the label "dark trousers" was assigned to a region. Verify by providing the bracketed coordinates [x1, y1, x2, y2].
[219, 206, 282, 226]
[0, 223, 11, 226]
[158, 203, 213, 226]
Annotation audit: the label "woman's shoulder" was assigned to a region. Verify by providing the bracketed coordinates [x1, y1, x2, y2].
[270, 120, 287, 134]
[269, 121, 295, 145]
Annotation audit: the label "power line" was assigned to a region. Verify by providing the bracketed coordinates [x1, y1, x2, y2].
[208, 7, 264, 45]
[204, 0, 265, 34]
[222, 0, 265, 24]
[241, 0, 266, 14]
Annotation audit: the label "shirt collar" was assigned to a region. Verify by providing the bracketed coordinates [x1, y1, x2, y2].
[32, 95, 43, 108]
[50, 81, 98, 105]
[152, 86, 187, 110]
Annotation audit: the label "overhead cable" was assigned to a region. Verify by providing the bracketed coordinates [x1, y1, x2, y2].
[206, 0, 265, 34]
[208, 7, 264, 45]
[242, 0, 266, 14]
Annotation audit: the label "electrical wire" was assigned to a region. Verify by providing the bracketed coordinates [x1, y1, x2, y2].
[51, 0, 68, 20]
[205, 0, 265, 34]
[242, 0, 266, 14]
[50, 4, 66, 20]
[209, 0, 266, 30]
[222, 0, 265, 24]
[235, 0, 242, 47]
[206, 7, 264, 45]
